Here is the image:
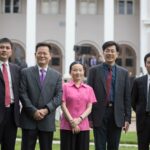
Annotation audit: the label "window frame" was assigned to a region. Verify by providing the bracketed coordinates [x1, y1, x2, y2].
[117, 0, 134, 15]
[2, 0, 21, 14]
[41, 0, 59, 15]
[79, 0, 97, 15]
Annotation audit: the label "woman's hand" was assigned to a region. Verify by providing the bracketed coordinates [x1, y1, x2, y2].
[69, 117, 82, 128]
[72, 126, 80, 134]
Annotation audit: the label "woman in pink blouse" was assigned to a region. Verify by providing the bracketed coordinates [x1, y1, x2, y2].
[60, 61, 96, 150]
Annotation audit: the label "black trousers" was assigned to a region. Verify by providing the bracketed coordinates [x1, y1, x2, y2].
[21, 129, 53, 150]
[93, 107, 122, 150]
[0, 105, 17, 150]
[60, 129, 89, 150]
[137, 115, 150, 150]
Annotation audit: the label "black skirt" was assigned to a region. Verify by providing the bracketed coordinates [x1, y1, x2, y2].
[60, 129, 89, 150]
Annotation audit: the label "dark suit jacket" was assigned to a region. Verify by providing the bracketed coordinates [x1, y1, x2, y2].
[0, 63, 20, 126]
[20, 66, 62, 132]
[131, 75, 148, 132]
[87, 63, 131, 128]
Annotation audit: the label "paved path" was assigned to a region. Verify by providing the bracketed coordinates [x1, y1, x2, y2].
[129, 117, 136, 131]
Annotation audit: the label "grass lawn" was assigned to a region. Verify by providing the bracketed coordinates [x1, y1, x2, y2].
[16, 121, 138, 149]
[15, 142, 137, 150]
[17, 128, 137, 144]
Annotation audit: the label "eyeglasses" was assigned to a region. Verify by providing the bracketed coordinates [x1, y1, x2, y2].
[0, 46, 11, 50]
[104, 49, 117, 54]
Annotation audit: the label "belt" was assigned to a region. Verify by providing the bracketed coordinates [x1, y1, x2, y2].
[106, 102, 114, 107]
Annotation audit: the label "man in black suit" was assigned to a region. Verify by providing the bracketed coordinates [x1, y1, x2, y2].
[87, 41, 131, 150]
[20, 42, 62, 150]
[132, 52, 150, 150]
[0, 38, 20, 150]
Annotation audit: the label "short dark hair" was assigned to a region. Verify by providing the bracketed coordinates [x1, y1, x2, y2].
[102, 41, 119, 52]
[69, 61, 86, 75]
[0, 38, 13, 48]
[144, 52, 150, 65]
[35, 42, 52, 53]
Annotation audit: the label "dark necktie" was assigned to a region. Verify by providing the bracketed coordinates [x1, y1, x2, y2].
[106, 67, 112, 104]
[40, 69, 46, 85]
[146, 83, 150, 112]
[2, 63, 11, 107]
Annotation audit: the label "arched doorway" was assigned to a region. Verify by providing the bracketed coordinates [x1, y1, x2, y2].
[116, 44, 136, 76]
[74, 43, 101, 76]
[48, 43, 62, 74]
[10, 42, 27, 68]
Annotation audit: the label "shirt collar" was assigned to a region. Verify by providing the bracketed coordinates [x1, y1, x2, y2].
[38, 65, 48, 72]
[68, 80, 87, 88]
[147, 74, 150, 82]
[103, 63, 116, 70]
[0, 60, 9, 67]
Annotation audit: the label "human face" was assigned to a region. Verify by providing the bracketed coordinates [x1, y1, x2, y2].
[145, 57, 150, 74]
[103, 45, 118, 65]
[70, 64, 84, 82]
[0, 42, 12, 62]
[35, 46, 51, 68]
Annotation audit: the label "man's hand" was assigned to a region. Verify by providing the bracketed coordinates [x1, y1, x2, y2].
[33, 108, 49, 120]
[122, 121, 130, 133]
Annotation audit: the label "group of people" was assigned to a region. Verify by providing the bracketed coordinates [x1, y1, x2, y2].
[0, 37, 150, 150]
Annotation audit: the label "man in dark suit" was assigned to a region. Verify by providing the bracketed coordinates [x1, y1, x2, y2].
[132, 52, 150, 150]
[87, 41, 131, 150]
[20, 42, 62, 150]
[0, 38, 20, 150]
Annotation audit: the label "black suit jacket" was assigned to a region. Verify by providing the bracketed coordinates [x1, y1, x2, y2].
[87, 63, 131, 128]
[131, 75, 148, 132]
[0, 63, 20, 126]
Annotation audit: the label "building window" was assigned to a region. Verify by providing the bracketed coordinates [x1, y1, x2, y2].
[127, 1, 133, 14]
[79, 0, 97, 15]
[116, 44, 136, 76]
[3, 0, 20, 13]
[118, 0, 134, 15]
[41, 0, 59, 14]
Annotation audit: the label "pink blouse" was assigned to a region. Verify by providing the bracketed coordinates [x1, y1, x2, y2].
[60, 81, 96, 131]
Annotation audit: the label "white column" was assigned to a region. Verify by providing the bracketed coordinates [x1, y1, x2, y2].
[26, 0, 37, 66]
[104, 0, 114, 42]
[140, 0, 149, 74]
[64, 0, 76, 78]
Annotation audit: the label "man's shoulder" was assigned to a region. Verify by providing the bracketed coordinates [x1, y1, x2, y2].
[116, 65, 128, 73]
[48, 67, 61, 76]
[134, 75, 147, 82]
[21, 66, 35, 74]
[89, 64, 103, 71]
[9, 62, 20, 70]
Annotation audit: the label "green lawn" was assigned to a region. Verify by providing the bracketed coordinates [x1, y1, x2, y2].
[17, 128, 137, 144]
[16, 121, 138, 150]
[15, 142, 137, 150]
